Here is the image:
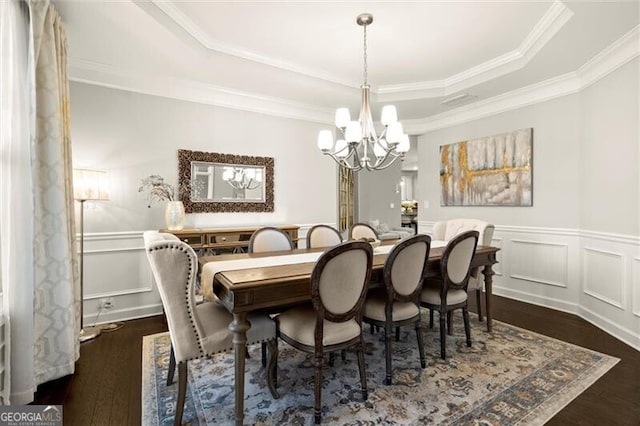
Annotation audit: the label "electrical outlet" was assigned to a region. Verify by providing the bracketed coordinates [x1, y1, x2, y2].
[99, 297, 114, 311]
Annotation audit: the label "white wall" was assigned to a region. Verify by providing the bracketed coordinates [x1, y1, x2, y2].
[71, 82, 338, 323]
[416, 58, 640, 350]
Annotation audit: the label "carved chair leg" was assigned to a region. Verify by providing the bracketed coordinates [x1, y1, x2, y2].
[314, 351, 324, 425]
[341, 349, 346, 361]
[266, 339, 280, 399]
[463, 307, 472, 347]
[429, 309, 434, 329]
[261, 342, 267, 367]
[328, 352, 336, 367]
[174, 362, 188, 426]
[416, 320, 426, 368]
[439, 311, 447, 360]
[167, 345, 176, 386]
[385, 322, 393, 385]
[447, 311, 453, 336]
[395, 326, 400, 342]
[357, 337, 368, 401]
[476, 288, 484, 322]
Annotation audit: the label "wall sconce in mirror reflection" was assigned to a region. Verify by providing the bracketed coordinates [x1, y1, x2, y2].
[222, 166, 263, 190]
[72, 168, 110, 342]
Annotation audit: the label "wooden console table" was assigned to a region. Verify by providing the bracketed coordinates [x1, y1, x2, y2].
[161, 225, 299, 254]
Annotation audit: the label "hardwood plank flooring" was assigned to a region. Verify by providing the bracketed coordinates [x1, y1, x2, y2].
[32, 296, 640, 425]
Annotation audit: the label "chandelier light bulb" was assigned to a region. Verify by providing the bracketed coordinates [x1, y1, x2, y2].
[386, 122, 404, 144]
[397, 134, 410, 153]
[335, 108, 351, 129]
[345, 121, 362, 143]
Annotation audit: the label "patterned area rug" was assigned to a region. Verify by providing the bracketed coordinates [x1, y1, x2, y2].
[142, 318, 618, 425]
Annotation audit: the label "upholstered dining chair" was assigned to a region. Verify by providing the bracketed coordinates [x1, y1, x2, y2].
[143, 231, 278, 426]
[248, 226, 294, 253]
[248, 226, 295, 365]
[349, 222, 379, 241]
[431, 219, 494, 320]
[275, 240, 373, 424]
[307, 224, 343, 248]
[420, 230, 479, 360]
[363, 234, 431, 385]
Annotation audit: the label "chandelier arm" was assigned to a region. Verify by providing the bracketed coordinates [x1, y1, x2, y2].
[366, 154, 403, 171]
[322, 151, 362, 172]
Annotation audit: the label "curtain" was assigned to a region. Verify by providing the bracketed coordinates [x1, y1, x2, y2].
[0, 0, 79, 404]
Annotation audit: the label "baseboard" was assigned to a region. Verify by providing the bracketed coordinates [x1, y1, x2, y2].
[493, 286, 579, 316]
[84, 303, 164, 326]
[577, 305, 640, 352]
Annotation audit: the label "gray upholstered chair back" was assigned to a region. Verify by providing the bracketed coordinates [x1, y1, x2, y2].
[307, 224, 343, 248]
[249, 227, 293, 253]
[387, 234, 431, 298]
[143, 231, 203, 363]
[312, 241, 373, 321]
[441, 230, 479, 289]
[349, 223, 378, 240]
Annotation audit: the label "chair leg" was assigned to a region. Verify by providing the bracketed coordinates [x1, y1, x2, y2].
[341, 349, 346, 361]
[384, 323, 393, 385]
[357, 337, 368, 401]
[429, 309, 434, 329]
[167, 345, 176, 386]
[314, 351, 324, 425]
[328, 352, 336, 367]
[476, 289, 484, 322]
[370, 323, 375, 334]
[395, 326, 400, 342]
[415, 320, 426, 368]
[266, 339, 279, 399]
[463, 307, 472, 347]
[261, 342, 267, 367]
[447, 311, 453, 336]
[174, 362, 188, 426]
[439, 311, 447, 360]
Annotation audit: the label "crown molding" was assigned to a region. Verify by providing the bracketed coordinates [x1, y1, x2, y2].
[403, 25, 640, 134]
[376, 0, 574, 101]
[68, 59, 334, 125]
[148, 0, 361, 90]
[145, 0, 572, 99]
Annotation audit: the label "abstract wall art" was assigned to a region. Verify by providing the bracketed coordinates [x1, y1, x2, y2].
[440, 128, 532, 206]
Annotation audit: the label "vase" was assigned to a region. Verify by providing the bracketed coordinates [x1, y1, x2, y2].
[165, 201, 185, 231]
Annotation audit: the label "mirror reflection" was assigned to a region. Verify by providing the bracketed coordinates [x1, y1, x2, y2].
[191, 162, 265, 202]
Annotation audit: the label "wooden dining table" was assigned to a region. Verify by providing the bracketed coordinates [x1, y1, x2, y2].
[199, 242, 499, 425]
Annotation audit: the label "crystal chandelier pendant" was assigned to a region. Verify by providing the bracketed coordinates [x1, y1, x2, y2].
[317, 13, 410, 172]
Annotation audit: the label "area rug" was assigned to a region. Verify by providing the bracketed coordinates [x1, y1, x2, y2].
[142, 318, 618, 425]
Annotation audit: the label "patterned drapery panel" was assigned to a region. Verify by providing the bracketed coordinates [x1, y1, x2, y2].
[30, 0, 79, 387]
[338, 166, 354, 233]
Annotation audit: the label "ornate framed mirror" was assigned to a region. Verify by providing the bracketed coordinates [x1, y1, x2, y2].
[178, 149, 274, 213]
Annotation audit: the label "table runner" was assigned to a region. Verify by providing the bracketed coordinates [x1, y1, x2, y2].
[200, 242, 445, 301]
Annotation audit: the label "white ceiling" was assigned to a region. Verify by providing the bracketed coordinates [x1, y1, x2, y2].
[54, 1, 639, 125]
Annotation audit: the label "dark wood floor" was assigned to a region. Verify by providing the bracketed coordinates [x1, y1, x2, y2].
[33, 294, 640, 425]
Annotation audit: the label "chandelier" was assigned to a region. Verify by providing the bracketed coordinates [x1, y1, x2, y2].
[317, 13, 410, 172]
[222, 167, 262, 190]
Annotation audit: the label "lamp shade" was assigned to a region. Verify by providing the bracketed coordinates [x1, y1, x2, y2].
[380, 105, 397, 126]
[73, 169, 109, 201]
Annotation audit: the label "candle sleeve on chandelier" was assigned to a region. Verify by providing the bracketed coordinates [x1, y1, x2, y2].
[345, 121, 362, 142]
[386, 122, 404, 144]
[317, 130, 334, 151]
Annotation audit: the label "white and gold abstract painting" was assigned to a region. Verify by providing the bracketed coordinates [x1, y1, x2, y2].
[440, 128, 532, 206]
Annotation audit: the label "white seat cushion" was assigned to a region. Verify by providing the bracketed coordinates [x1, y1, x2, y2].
[364, 288, 419, 322]
[420, 279, 468, 306]
[278, 305, 361, 347]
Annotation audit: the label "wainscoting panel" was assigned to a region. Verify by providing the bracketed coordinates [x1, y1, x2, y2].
[510, 239, 568, 287]
[632, 257, 640, 318]
[582, 247, 624, 309]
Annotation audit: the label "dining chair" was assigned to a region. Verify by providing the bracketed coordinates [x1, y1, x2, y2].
[275, 240, 373, 424]
[248, 226, 295, 365]
[143, 231, 278, 426]
[419, 230, 479, 360]
[307, 224, 343, 248]
[431, 219, 494, 320]
[349, 222, 379, 241]
[363, 234, 431, 385]
[248, 226, 294, 253]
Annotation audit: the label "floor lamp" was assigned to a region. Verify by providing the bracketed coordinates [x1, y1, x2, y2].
[73, 169, 109, 343]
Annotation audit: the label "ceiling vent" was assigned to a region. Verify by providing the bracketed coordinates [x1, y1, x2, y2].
[440, 92, 478, 107]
